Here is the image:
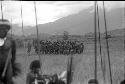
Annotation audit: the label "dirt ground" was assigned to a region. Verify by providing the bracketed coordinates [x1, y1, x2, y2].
[13, 39, 124, 84]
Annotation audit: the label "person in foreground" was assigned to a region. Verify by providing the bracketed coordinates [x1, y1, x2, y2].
[0, 19, 21, 84]
[26, 60, 46, 84]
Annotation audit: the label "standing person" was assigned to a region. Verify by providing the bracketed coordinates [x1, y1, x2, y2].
[26, 60, 45, 84]
[0, 19, 21, 84]
[27, 40, 32, 56]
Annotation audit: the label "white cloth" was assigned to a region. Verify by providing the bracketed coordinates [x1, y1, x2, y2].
[0, 37, 6, 46]
[58, 70, 67, 79]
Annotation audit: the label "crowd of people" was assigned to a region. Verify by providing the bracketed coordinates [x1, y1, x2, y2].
[33, 40, 84, 55]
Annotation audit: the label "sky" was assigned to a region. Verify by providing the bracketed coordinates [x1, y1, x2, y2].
[0, 1, 124, 27]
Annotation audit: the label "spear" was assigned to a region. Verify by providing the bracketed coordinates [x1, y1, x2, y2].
[1, 1, 3, 19]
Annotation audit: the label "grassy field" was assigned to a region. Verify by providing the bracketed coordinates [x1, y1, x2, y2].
[13, 38, 124, 84]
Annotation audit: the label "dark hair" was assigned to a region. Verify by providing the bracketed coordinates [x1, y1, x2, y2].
[120, 79, 125, 84]
[88, 79, 99, 84]
[53, 74, 58, 79]
[30, 60, 41, 70]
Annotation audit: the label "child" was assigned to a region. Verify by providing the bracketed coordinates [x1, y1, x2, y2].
[26, 60, 45, 84]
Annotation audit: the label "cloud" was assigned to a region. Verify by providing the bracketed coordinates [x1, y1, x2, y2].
[0, 1, 123, 27]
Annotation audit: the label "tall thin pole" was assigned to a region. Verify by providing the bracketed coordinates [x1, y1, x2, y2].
[1, 1, 3, 19]
[11, 18, 13, 37]
[34, 1, 42, 74]
[103, 1, 113, 84]
[20, 2, 24, 37]
[123, 2, 125, 56]
[94, 1, 97, 80]
[123, 2, 125, 52]
[96, 2, 106, 83]
[67, 53, 74, 84]
[34, 1, 39, 49]
[123, 1, 125, 79]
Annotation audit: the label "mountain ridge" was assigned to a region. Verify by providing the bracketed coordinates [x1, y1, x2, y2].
[11, 6, 124, 37]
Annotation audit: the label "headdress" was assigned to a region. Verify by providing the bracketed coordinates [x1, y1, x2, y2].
[0, 19, 11, 29]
